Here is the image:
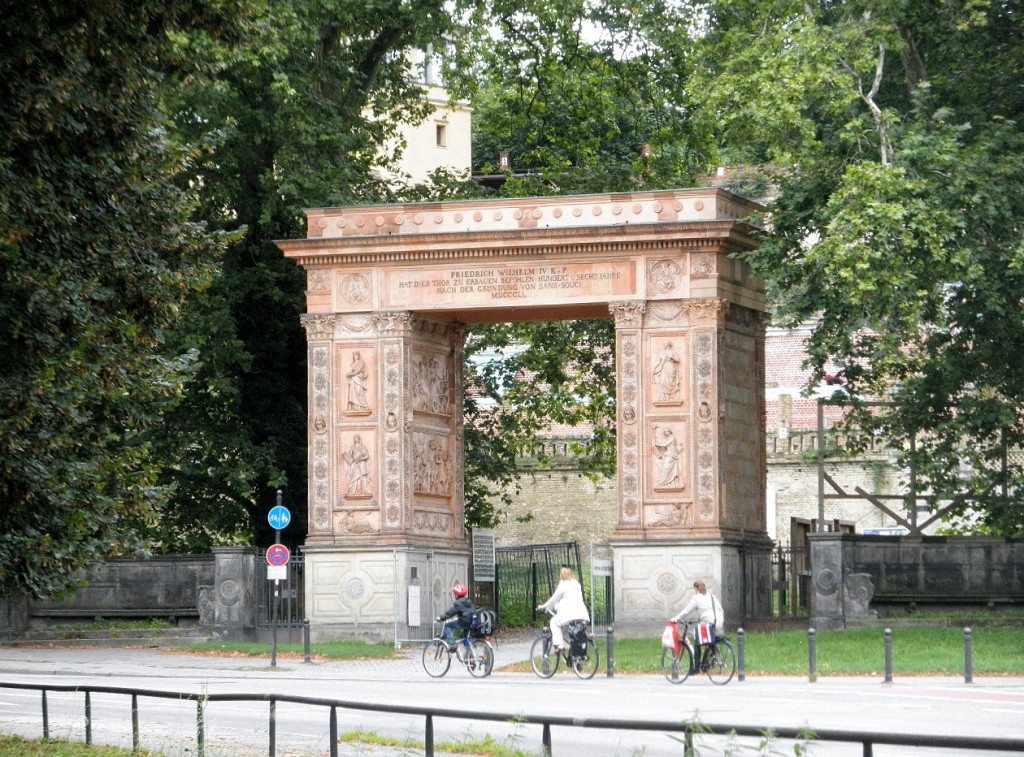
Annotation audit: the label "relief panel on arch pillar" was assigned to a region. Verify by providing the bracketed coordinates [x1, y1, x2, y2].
[410, 349, 452, 417]
[337, 429, 377, 505]
[335, 346, 374, 417]
[647, 334, 689, 407]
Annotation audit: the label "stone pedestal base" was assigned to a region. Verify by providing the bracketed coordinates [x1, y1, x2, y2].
[304, 546, 469, 643]
[611, 538, 771, 635]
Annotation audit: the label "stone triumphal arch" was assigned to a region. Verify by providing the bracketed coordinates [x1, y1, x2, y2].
[277, 188, 771, 639]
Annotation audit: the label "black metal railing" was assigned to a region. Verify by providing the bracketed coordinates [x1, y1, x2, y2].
[3, 680, 1023, 757]
[494, 541, 583, 626]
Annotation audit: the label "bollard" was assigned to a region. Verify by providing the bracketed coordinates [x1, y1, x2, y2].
[884, 628, 893, 684]
[606, 626, 615, 678]
[269, 699, 276, 757]
[808, 628, 817, 683]
[964, 627, 973, 684]
[303, 618, 311, 664]
[737, 628, 746, 682]
[85, 690, 92, 745]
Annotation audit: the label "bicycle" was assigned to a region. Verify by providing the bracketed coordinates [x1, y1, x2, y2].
[530, 613, 600, 680]
[660, 619, 736, 685]
[422, 620, 494, 678]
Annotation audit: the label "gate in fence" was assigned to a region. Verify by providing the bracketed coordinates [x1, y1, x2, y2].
[495, 542, 595, 627]
[254, 550, 305, 642]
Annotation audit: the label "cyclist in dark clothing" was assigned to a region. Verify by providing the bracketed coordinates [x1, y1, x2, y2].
[437, 582, 474, 645]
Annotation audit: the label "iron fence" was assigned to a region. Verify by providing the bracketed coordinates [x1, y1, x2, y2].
[494, 542, 583, 627]
[4, 680, 1023, 757]
[254, 551, 305, 634]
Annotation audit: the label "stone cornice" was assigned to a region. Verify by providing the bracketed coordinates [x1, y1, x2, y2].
[278, 220, 760, 266]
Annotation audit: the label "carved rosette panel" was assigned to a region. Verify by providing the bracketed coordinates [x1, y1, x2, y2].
[610, 301, 645, 524]
[694, 332, 716, 522]
[380, 341, 404, 529]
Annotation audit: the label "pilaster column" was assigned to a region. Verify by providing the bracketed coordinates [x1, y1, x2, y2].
[610, 300, 646, 530]
[301, 314, 336, 541]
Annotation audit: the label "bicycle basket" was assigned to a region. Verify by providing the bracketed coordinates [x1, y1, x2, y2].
[470, 608, 496, 638]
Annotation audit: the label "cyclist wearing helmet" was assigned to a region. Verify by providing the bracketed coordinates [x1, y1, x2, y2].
[437, 582, 475, 645]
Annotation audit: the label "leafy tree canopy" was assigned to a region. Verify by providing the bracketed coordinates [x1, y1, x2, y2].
[0, 1, 235, 597]
[693, 0, 1024, 533]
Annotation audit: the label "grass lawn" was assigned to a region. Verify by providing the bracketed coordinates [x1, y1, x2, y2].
[184, 638, 398, 660]
[185, 625, 1023, 676]
[600, 625, 1023, 676]
[0, 734, 160, 756]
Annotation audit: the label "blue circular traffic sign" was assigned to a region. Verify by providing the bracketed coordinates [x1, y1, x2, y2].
[268, 505, 291, 530]
[266, 543, 290, 567]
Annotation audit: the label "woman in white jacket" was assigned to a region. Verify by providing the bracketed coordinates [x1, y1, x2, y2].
[537, 566, 590, 653]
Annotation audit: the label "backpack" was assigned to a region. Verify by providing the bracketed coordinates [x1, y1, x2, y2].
[470, 608, 496, 638]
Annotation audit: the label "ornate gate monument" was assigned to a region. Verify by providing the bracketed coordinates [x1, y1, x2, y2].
[277, 188, 771, 640]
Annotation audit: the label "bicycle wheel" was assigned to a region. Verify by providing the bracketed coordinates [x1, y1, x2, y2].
[660, 643, 693, 684]
[704, 639, 736, 685]
[572, 638, 600, 680]
[467, 639, 492, 678]
[421, 639, 451, 678]
[530, 636, 559, 678]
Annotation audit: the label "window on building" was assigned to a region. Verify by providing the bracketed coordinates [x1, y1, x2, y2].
[435, 123, 447, 148]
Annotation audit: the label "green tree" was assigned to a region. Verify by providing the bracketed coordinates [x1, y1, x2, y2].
[0, 1, 232, 597]
[459, 0, 720, 526]
[694, 0, 1024, 533]
[154, 0, 486, 549]
[473, 0, 712, 193]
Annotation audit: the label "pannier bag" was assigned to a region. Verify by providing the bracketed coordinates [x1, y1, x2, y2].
[696, 622, 715, 645]
[470, 608, 496, 638]
[567, 620, 590, 655]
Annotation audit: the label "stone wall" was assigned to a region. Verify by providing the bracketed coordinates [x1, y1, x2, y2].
[809, 533, 1024, 629]
[19, 555, 214, 631]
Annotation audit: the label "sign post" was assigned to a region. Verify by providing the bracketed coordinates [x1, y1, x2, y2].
[267, 490, 291, 668]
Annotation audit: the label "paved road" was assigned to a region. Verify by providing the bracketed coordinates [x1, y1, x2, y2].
[0, 638, 1022, 756]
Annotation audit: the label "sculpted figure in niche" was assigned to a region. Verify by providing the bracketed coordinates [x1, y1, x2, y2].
[342, 434, 372, 497]
[653, 426, 682, 489]
[652, 341, 681, 402]
[345, 351, 370, 413]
